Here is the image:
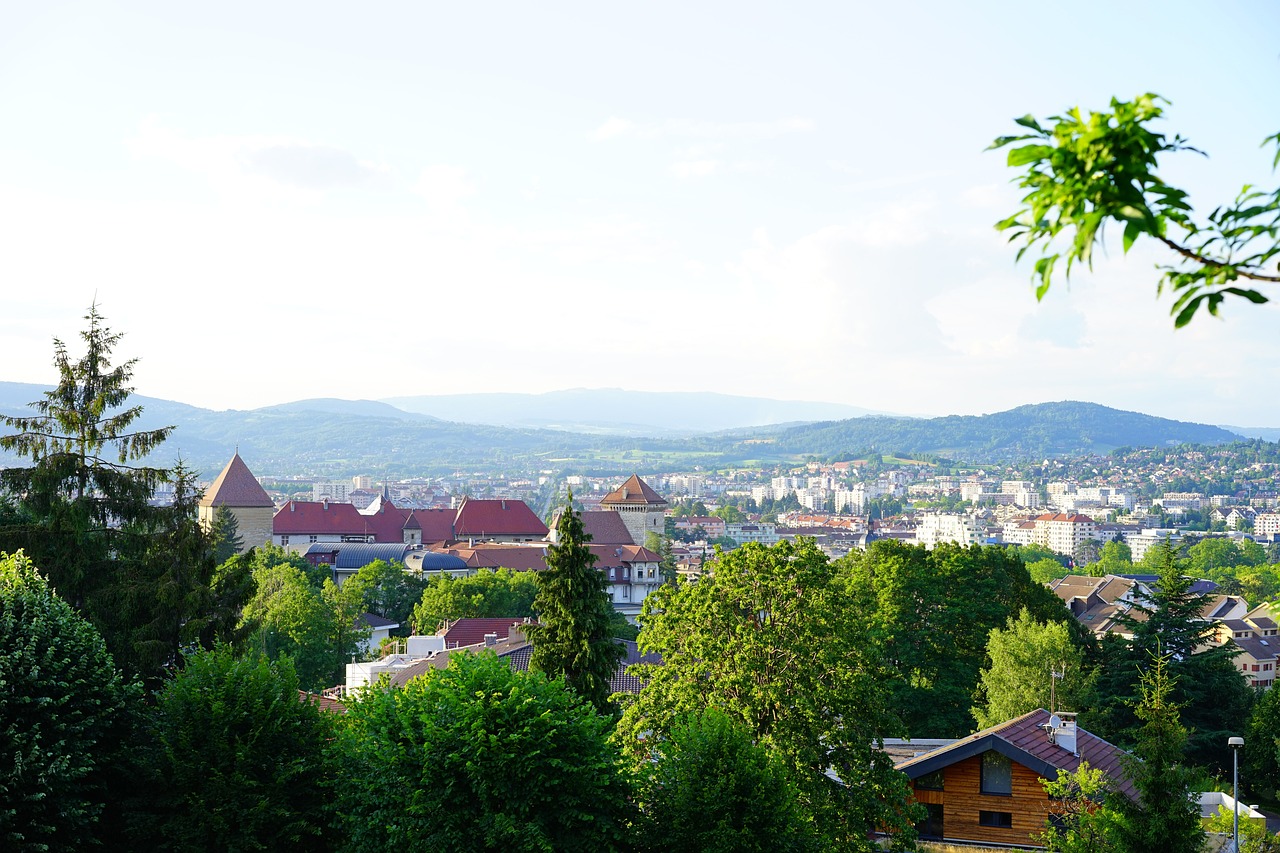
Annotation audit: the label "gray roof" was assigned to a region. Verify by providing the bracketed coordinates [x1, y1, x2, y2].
[305, 542, 411, 570]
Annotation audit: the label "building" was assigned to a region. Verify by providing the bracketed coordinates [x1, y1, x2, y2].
[1030, 513, 1097, 556]
[916, 513, 985, 549]
[894, 709, 1133, 847]
[599, 474, 669, 546]
[197, 452, 274, 553]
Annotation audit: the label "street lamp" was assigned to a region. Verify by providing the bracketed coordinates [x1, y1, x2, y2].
[1229, 736, 1245, 853]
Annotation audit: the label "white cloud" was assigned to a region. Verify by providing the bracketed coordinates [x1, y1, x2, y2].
[126, 117, 391, 200]
[591, 116, 815, 142]
[670, 159, 720, 178]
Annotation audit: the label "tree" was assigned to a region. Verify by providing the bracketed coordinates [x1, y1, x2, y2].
[1204, 805, 1280, 853]
[1243, 683, 1280, 802]
[1110, 653, 1204, 853]
[617, 539, 918, 849]
[644, 531, 679, 584]
[524, 498, 624, 714]
[409, 567, 539, 634]
[344, 559, 426, 634]
[239, 560, 366, 692]
[0, 550, 139, 851]
[1038, 762, 1120, 853]
[1096, 539, 1133, 575]
[842, 540, 1072, 737]
[132, 647, 335, 851]
[0, 303, 173, 612]
[334, 651, 630, 852]
[631, 708, 817, 853]
[209, 506, 243, 565]
[972, 608, 1093, 729]
[991, 94, 1280, 326]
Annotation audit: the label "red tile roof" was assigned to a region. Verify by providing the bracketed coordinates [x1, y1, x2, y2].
[578, 510, 636, 546]
[200, 453, 273, 508]
[438, 617, 535, 648]
[273, 500, 367, 536]
[453, 499, 548, 538]
[600, 474, 668, 507]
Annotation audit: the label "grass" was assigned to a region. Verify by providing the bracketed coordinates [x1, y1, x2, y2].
[917, 844, 1025, 853]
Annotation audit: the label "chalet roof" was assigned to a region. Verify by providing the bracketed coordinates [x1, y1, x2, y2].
[359, 613, 400, 631]
[199, 453, 273, 508]
[600, 474, 668, 508]
[896, 708, 1135, 800]
[453, 498, 548, 538]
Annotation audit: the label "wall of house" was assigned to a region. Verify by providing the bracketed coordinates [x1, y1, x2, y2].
[910, 753, 1056, 847]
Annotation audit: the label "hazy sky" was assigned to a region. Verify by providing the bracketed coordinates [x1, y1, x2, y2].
[3, 2, 1280, 424]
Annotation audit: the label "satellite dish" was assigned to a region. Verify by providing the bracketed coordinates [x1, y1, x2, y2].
[1048, 714, 1063, 730]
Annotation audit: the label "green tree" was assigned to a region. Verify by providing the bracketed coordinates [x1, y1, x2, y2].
[1188, 537, 1247, 575]
[1110, 653, 1204, 853]
[240, 560, 365, 691]
[409, 567, 539, 633]
[345, 559, 426, 633]
[132, 647, 335, 851]
[991, 94, 1280, 326]
[0, 304, 173, 632]
[618, 539, 918, 849]
[1038, 761, 1120, 853]
[210, 506, 243, 565]
[525, 498, 624, 714]
[972, 608, 1093, 729]
[1096, 539, 1133, 575]
[842, 540, 1070, 737]
[0, 550, 139, 852]
[1243, 683, 1280, 802]
[644, 531, 679, 584]
[1204, 805, 1280, 853]
[631, 708, 817, 853]
[334, 651, 630, 852]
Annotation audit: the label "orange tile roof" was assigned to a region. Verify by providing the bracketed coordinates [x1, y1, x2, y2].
[200, 453, 273, 508]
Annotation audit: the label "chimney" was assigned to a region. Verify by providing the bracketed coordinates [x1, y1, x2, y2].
[1042, 713, 1079, 756]
[484, 633, 499, 647]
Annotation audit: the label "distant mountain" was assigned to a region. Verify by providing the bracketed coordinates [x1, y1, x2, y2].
[0, 384, 1253, 476]
[1220, 425, 1280, 442]
[760, 401, 1244, 459]
[381, 388, 890, 436]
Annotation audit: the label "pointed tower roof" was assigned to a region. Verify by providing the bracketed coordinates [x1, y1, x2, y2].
[199, 453, 273, 508]
[600, 474, 668, 508]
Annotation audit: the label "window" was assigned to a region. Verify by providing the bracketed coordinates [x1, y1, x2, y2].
[280, 535, 289, 546]
[309, 535, 319, 544]
[917, 803, 944, 839]
[979, 810, 1014, 829]
[981, 751, 1013, 796]
[916, 769, 944, 791]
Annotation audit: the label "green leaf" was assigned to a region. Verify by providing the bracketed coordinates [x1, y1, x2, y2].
[1122, 221, 1141, 254]
[1221, 287, 1269, 305]
[1007, 144, 1053, 167]
[1013, 114, 1045, 133]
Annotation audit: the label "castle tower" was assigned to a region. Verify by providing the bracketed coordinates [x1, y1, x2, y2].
[198, 452, 274, 554]
[600, 474, 668, 546]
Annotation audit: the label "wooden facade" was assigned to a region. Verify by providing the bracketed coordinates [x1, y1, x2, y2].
[909, 752, 1058, 847]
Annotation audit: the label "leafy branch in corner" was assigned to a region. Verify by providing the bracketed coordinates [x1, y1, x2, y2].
[990, 93, 1280, 326]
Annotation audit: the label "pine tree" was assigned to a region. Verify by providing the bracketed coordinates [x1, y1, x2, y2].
[526, 495, 625, 714]
[0, 303, 173, 612]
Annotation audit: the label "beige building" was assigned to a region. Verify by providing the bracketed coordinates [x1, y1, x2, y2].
[198, 452, 274, 553]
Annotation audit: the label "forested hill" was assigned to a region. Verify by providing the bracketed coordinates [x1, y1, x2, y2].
[0, 383, 1249, 475]
[763, 401, 1242, 459]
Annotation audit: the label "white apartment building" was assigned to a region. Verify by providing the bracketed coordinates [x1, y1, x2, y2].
[916, 513, 986, 549]
[751, 485, 775, 505]
[1031, 512, 1098, 556]
[797, 487, 829, 511]
[1254, 513, 1280, 538]
[313, 480, 353, 503]
[1157, 492, 1204, 511]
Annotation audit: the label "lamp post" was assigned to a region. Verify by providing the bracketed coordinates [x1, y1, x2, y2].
[1229, 736, 1244, 853]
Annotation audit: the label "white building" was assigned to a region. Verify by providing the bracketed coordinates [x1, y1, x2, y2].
[916, 513, 985, 549]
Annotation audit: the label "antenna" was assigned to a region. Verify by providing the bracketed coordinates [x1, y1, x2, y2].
[1049, 661, 1065, 712]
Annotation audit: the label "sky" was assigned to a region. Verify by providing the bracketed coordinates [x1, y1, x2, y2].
[3, 1, 1280, 425]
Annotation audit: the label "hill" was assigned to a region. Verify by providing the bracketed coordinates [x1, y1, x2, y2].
[763, 402, 1242, 459]
[0, 385, 1251, 477]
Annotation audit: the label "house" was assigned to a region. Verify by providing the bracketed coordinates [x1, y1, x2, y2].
[1049, 574, 1151, 638]
[894, 709, 1132, 847]
[273, 496, 546, 549]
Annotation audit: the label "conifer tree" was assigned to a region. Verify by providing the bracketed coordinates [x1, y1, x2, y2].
[0, 303, 173, 613]
[526, 495, 624, 714]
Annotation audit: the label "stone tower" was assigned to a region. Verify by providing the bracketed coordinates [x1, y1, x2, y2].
[198, 452, 274, 554]
[599, 474, 668, 546]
